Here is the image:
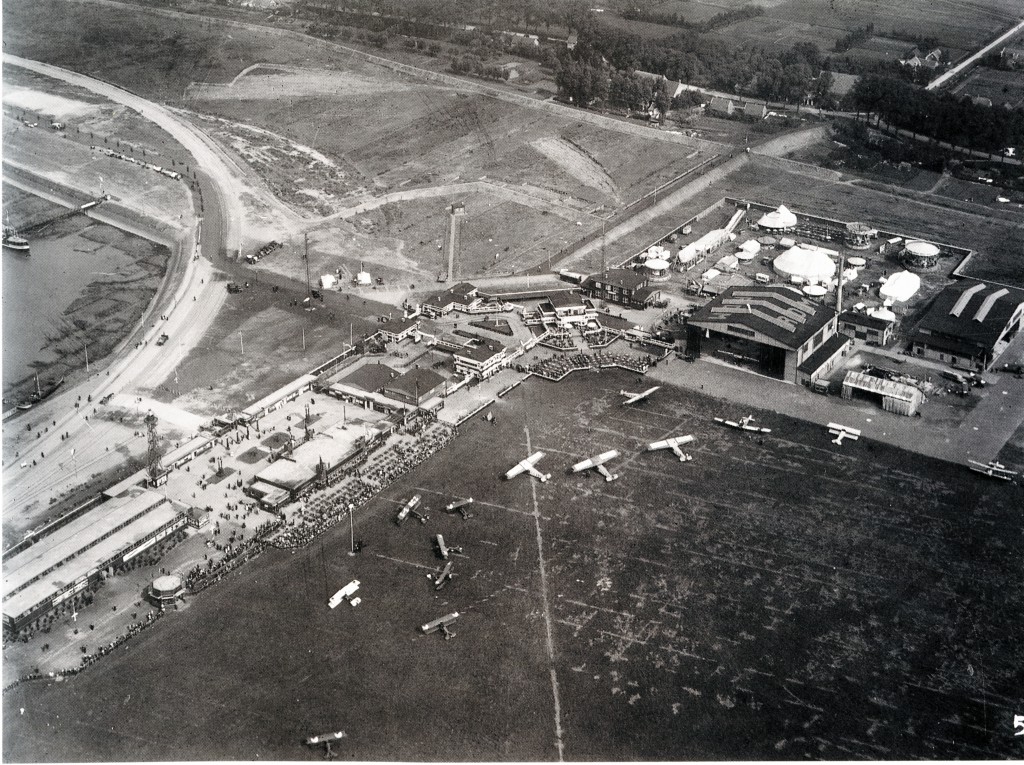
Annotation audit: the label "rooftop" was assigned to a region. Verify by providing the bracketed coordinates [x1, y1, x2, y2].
[3, 488, 169, 599]
[378, 316, 418, 336]
[254, 457, 318, 491]
[584, 269, 648, 292]
[424, 282, 478, 308]
[381, 368, 446, 398]
[912, 279, 1024, 351]
[688, 285, 837, 349]
[798, 334, 851, 374]
[843, 370, 923, 403]
[454, 339, 506, 363]
[839, 311, 893, 330]
[543, 291, 587, 310]
[340, 362, 399, 394]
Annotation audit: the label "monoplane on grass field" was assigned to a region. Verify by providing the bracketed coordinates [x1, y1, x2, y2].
[505, 451, 550, 482]
[570, 450, 621, 482]
[648, 435, 695, 462]
[619, 386, 660, 405]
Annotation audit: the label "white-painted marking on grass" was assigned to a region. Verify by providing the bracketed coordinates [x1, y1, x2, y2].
[525, 425, 565, 761]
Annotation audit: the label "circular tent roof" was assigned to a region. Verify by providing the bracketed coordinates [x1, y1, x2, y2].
[735, 250, 758, 262]
[645, 258, 670, 270]
[772, 245, 837, 283]
[757, 204, 798, 230]
[847, 256, 867, 267]
[757, 236, 778, 246]
[803, 285, 827, 297]
[905, 240, 939, 258]
[739, 240, 761, 253]
[152, 575, 183, 594]
[677, 248, 698, 264]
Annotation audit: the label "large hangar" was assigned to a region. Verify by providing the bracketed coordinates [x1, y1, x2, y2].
[685, 285, 846, 383]
[910, 279, 1024, 370]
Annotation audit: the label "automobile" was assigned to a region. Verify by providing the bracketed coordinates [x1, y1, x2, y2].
[156, 334, 170, 346]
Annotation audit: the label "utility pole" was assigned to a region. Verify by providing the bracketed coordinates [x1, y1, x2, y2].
[347, 504, 356, 556]
[84, 341, 89, 374]
[304, 233, 312, 299]
[239, 331, 244, 358]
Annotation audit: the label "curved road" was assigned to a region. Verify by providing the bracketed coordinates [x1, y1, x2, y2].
[1, 55, 248, 531]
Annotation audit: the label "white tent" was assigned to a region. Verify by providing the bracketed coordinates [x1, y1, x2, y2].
[701, 267, 721, 283]
[739, 239, 761, 254]
[320, 274, 338, 289]
[868, 306, 897, 322]
[355, 271, 372, 286]
[757, 204, 798, 230]
[773, 245, 836, 283]
[879, 270, 920, 303]
[714, 254, 739, 271]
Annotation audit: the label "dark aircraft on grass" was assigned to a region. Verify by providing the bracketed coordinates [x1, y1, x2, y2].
[570, 450, 621, 482]
[505, 451, 551, 482]
[619, 386, 660, 405]
[421, 611, 460, 640]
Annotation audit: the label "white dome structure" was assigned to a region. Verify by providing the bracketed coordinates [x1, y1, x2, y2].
[802, 284, 827, 298]
[868, 306, 897, 322]
[645, 257, 670, 279]
[772, 245, 837, 284]
[879, 270, 920, 303]
[739, 239, 761, 254]
[757, 204, 797, 231]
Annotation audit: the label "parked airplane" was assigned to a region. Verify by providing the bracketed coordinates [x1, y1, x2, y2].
[431, 561, 456, 590]
[435, 534, 464, 560]
[505, 451, 551, 482]
[444, 497, 475, 519]
[968, 459, 1018, 480]
[648, 435, 695, 461]
[304, 730, 346, 758]
[714, 414, 771, 433]
[328, 580, 360, 609]
[619, 386, 660, 405]
[571, 450, 621, 481]
[421, 611, 460, 640]
[827, 423, 861, 446]
[396, 494, 429, 525]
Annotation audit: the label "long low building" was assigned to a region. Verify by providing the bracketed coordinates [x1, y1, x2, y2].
[2, 488, 186, 631]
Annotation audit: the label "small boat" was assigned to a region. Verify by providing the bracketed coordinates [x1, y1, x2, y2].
[30, 374, 65, 402]
[3, 224, 30, 253]
[16, 402, 33, 411]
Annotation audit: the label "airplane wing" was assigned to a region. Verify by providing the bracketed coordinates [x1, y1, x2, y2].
[572, 450, 620, 474]
[506, 452, 547, 481]
[620, 386, 660, 405]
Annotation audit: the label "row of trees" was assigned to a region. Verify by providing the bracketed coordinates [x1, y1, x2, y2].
[850, 75, 1024, 152]
[620, 4, 765, 33]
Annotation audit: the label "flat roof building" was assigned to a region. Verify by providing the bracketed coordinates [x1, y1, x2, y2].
[2, 488, 186, 631]
[910, 280, 1024, 371]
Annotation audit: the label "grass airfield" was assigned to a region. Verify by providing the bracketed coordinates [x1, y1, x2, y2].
[4, 370, 1022, 760]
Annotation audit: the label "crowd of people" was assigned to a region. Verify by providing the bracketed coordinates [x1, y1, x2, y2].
[271, 422, 456, 550]
[184, 519, 282, 594]
[529, 349, 652, 381]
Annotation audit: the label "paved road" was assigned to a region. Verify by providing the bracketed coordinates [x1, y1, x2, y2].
[1, 55, 246, 529]
[927, 18, 1024, 91]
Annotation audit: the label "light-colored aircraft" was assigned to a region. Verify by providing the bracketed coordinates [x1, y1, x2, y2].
[827, 422, 861, 445]
[648, 435, 695, 462]
[396, 494, 428, 525]
[505, 451, 551, 482]
[571, 450, 621, 482]
[328, 580, 360, 609]
[714, 414, 771, 433]
[304, 730, 346, 758]
[619, 386, 660, 405]
[435, 534, 464, 560]
[968, 459, 1017, 480]
[421, 611, 460, 640]
[444, 497, 474, 519]
[432, 561, 456, 591]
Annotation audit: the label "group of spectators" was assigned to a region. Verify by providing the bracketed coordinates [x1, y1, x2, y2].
[271, 422, 456, 549]
[529, 350, 652, 381]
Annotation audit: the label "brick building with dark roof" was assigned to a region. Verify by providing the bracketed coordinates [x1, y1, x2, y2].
[686, 285, 846, 383]
[379, 368, 446, 406]
[582, 269, 660, 309]
[420, 282, 482, 317]
[910, 280, 1024, 370]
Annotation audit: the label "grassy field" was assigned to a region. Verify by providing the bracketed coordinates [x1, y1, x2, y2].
[952, 67, 1024, 109]
[710, 0, 1022, 54]
[3, 370, 1021, 760]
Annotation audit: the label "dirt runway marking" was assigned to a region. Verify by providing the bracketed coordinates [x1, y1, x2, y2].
[525, 425, 565, 761]
[371, 553, 436, 572]
[412, 486, 542, 519]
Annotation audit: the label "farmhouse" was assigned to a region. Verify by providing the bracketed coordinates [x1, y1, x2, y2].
[707, 98, 766, 119]
[708, 96, 735, 117]
[685, 285, 846, 384]
[910, 280, 1024, 370]
[1001, 45, 1024, 69]
[2, 488, 187, 631]
[582, 269, 660, 308]
[633, 69, 685, 98]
